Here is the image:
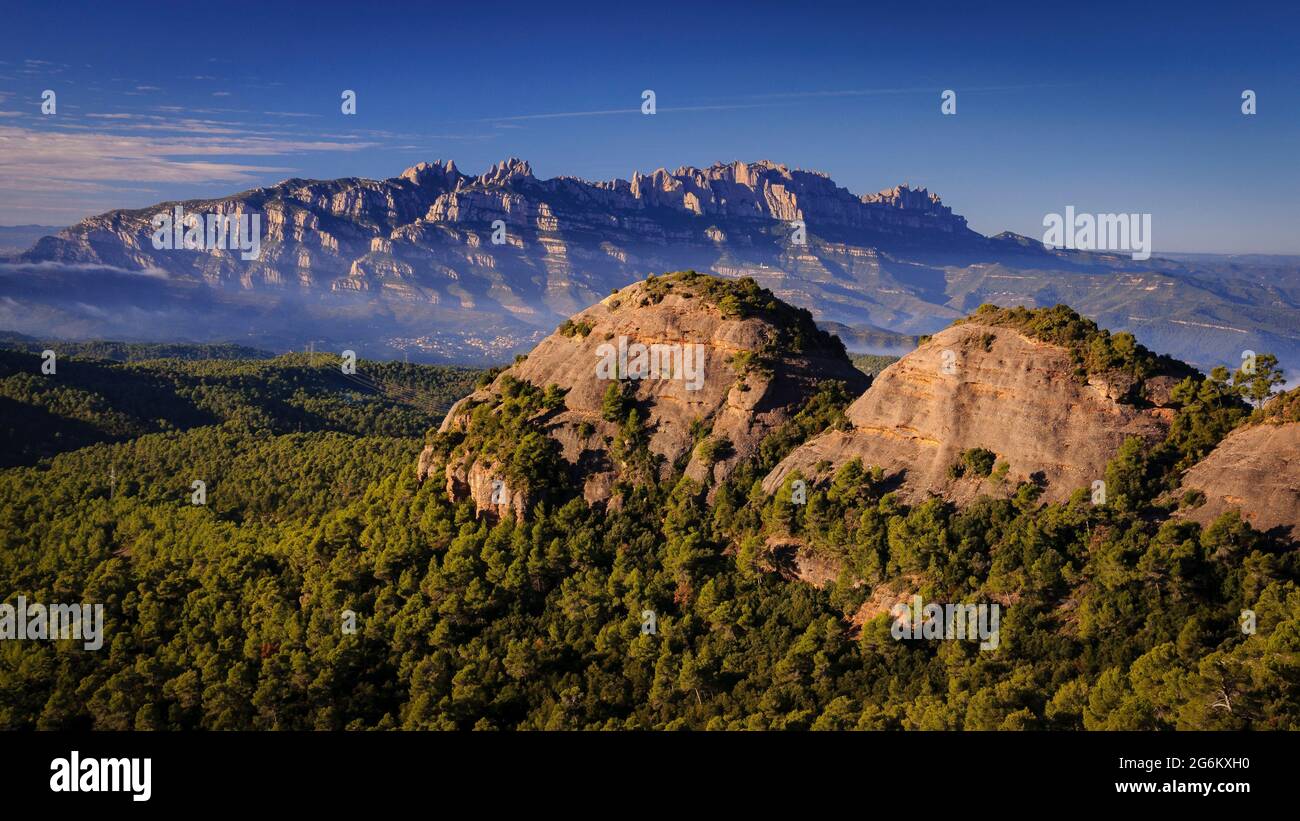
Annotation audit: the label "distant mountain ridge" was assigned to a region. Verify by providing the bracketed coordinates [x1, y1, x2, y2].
[19, 158, 975, 309]
[8, 158, 1300, 373]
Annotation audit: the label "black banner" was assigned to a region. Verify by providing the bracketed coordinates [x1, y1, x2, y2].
[4, 730, 1285, 810]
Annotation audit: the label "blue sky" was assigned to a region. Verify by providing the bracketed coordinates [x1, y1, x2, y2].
[1, 0, 1297, 252]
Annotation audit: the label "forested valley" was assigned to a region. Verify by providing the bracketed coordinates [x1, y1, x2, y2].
[1, 336, 1297, 730]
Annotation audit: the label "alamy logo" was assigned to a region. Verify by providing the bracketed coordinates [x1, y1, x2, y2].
[1042, 205, 1151, 261]
[151, 205, 262, 260]
[890, 594, 1001, 651]
[0, 596, 103, 650]
[50, 751, 151, 802]
[595, 336, 705, 391]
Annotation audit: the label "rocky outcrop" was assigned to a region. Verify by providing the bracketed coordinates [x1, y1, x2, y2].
[420, 271, 869, 517]
[1177, 419, 1300, 541]
[763, 321, 1176, 505]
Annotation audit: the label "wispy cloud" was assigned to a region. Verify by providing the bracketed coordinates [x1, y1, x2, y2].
[17, 59, 68, 77]
[0, 117, 378, 222]
[0, 261, 170, 278]
[476, 98, 879, 124]
[475, 84, 1069, 124]
[0, 123, 372, 182]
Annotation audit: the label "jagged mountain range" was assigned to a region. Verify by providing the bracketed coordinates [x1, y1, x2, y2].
[6, 158, 1300, 372]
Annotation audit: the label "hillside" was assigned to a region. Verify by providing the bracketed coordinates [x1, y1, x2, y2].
[0, 343, 479, 466]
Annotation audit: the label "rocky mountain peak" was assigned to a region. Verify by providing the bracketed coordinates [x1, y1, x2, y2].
[863, 184, 944, 211]
[476, 157, 534, 187]
[400, 159, 460, 186]
[419, 270, 869, 519]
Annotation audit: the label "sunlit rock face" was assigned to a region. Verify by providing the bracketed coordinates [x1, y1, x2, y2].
[764, 322, 1176, 505]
